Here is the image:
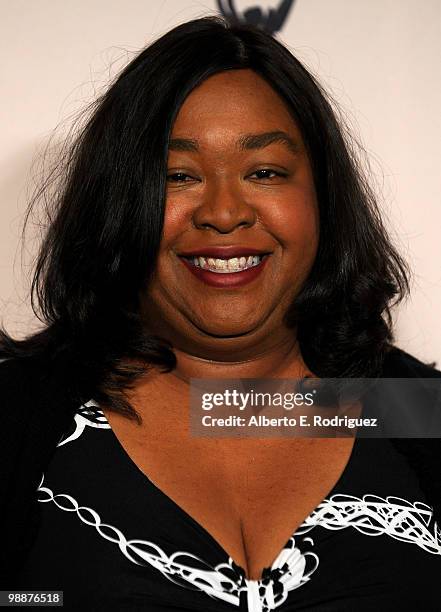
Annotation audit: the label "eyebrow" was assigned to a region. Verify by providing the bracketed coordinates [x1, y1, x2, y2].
[168, 131, 301, 154]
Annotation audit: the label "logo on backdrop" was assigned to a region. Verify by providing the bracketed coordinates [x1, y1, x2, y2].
[217, 0, 296, 34]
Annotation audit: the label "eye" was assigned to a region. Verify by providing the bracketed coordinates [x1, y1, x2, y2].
[248, 168, 287, 180]
[166, 172, 198, 183]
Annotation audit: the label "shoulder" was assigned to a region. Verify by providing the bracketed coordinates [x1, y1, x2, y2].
[0, 357, 41, 424]
[0, 356, 78, 583]
[381, 345, 441, 378]
[378, 345, 441, 428]
[0, 356, 36, 385]
[0, 355, 80, 438]
[379, 347, 441, 520]
[0, 355, 81, 508]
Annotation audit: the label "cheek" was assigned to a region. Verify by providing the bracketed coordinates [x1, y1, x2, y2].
[162, 201, 188, 239]
[156, 201, 191, 268]
[270, 188, 319, 264]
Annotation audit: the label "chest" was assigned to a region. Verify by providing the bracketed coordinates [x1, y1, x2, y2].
[103, 407, 355, 580]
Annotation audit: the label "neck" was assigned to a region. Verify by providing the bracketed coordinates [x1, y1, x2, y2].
[161, 333, 313, 387]
[123, 331, 316, 419]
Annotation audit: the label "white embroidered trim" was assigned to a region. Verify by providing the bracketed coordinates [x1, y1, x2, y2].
[296, 494, 441, 555]
[57, 401, 110, 447]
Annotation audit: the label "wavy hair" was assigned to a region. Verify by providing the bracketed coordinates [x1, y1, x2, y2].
[0, 16, 411, 423]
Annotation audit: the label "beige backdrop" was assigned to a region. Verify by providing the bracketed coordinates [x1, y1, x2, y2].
[1, 0, 440, 363]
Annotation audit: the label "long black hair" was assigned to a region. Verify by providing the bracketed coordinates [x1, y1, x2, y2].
[0, 16, 411, 422]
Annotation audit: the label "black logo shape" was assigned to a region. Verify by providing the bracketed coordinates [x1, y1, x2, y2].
[217, 0, 295, 34]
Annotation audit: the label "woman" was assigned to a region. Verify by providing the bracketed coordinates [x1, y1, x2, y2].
[1, 15, 440, 611]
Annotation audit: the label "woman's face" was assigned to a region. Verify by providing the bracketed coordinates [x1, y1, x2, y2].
[142, 69, 319, 355]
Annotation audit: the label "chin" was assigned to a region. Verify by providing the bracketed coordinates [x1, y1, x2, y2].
[194, 318, 262, 339]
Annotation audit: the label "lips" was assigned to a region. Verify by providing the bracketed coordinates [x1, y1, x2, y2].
[178, 246, 271, 259]
[176, 246, 271, 288]
[180, 254, 269, 287]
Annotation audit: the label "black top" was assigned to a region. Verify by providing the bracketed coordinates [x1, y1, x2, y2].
[2, 347, 441, 611]
[13, 400, 441, 611]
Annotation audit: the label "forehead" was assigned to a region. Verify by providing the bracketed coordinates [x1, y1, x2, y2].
[170, 69, 300, 142]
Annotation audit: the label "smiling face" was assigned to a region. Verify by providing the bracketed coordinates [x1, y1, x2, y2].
[141, 69, 319, 357]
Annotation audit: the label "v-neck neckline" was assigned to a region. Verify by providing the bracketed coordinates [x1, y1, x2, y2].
[98, 403, 359, 581]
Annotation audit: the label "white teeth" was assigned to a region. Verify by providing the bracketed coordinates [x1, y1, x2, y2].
[188, 254, 265, 273]
[227, 258, 239, 271]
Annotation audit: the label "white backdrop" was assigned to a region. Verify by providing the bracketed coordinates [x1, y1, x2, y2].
[1, 0, 440, 363]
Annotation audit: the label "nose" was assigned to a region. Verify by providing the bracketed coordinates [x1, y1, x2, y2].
[191, 179, 256, 233]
